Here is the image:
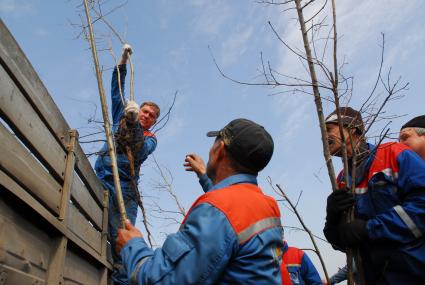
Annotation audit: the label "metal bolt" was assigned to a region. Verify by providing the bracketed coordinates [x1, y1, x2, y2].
[0, 270, 8, 285]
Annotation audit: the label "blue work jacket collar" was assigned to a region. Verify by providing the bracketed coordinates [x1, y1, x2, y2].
[210, 173, 258, 192]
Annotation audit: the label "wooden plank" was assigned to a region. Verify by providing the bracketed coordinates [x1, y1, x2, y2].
[67, 203, 102, 254]
[0, 64, 66, 181]
[0, 122, 61, 215]
[0, 170, 112, 270]
[0, 20, 105, 207]
[0, 197, 51, 282]
[0, 264, 45, 285]
[71, 173, 103, 230]
[63, 249, 102, 285]
[75, 144, 105, 206]
[0, 19, 70, 145]
[45, 237, 67, 285]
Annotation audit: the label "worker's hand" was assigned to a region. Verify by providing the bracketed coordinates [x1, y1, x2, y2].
[338, 219, 368, 249]
[321, 280, 329, 285]
[122, 43, 133, 56]
[116, 219, 143, 254]
[184, 154, 206, 178]
[124, 100, 140, 123]
[120, 43, 133, 64]
[326, 189, 355, 223]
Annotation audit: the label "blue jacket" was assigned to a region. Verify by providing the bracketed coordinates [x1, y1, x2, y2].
[95, 64, 157, 190]
[325, 142, 425, 285]
[120, 174, 284, 284]
[282, 242, 321, 285]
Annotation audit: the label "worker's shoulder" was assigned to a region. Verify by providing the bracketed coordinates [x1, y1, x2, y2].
[376, 141, 410, 156]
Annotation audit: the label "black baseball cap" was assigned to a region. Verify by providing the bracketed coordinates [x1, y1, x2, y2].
[206, 118, 274, 173]
[401, 115, 425, 130]
[325, 107, 365, 134]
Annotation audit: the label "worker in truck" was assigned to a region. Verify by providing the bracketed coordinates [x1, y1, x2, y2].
[323, 107, 425, 285]
[94, 44, 160, 285]
[184, 155, 322, 285]
[116, 118, 284, 284]
[399, 115, 425, 160]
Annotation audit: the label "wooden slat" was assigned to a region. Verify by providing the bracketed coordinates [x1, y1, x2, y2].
[0, 197, 51, 282]
[0, 64, 66, 181]
[63, 249, 102, 285]
[67, 203, 102, 254]
[0, 170, 112, 270]
[0, 19, 104, 207]
[71, 173, 103, 230]
[75, 144, 105, 206]
[0, 122, 61, 215]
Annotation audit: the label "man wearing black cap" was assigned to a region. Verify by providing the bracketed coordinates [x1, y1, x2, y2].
[116, 118, 284, 284]
[323, 107, 425, 285]
[399, 115, 425, 160]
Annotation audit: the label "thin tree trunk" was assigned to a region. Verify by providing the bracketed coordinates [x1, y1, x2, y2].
[276, 184, 330, 284]
[293, 0, 338, 192]
[82, 0, 127, 228]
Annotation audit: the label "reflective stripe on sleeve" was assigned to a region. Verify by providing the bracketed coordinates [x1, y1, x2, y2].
[393, 205, 423, 238]
[130, 256, 150, 285]
[237, 217, 282, 244]
[354, 187, 368, 194]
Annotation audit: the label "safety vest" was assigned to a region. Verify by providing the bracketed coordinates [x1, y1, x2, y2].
[182, 183, 282, 244]
[281, 247, 304, 285]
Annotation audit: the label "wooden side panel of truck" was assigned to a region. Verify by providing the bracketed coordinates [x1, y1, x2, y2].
[0, 19, 112, 285]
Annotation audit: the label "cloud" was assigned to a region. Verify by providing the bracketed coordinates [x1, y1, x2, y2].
[34, 27, 48, 37]
[0, 0, 34, 15]
[219, 25, 253, 67]
[189, 0, 233, 39]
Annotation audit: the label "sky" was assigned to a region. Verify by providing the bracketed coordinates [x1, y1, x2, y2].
[1, 0, 425, 280]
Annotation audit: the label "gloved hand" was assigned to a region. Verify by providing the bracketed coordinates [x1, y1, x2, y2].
[339, 219, 368, 249]
[124, 100, 139, 123]
[122, 43, 133, 56]
[326, 189, 355, 223]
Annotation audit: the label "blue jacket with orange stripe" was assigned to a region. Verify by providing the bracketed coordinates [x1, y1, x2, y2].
[324, 142, 425, 284]
[94, 64, 157, 188]
[120, 174, 284, 284]
[281, 242, 321, 285]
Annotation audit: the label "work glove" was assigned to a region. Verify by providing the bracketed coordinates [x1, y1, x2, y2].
[124, 100, 139, 123]
[122, 43, 133, 56]
[326, 189, 355, 224]
[338, 219, 368, 249]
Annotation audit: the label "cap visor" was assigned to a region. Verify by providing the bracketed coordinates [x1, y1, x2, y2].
[206, 131, 220, 137]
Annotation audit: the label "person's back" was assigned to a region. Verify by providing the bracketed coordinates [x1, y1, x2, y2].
[117, 118, 284, 284]
[281, 242, 321, 285]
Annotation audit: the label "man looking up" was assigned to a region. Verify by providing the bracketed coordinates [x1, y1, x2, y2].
[184, 157, 322, 285]
[116, 118, 284, 284]
[94, 44, 160, 285]
[323, 107, 425, 285]
[399, 115, 425, 160]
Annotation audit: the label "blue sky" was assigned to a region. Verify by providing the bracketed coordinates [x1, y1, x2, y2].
[2, 0, 424, 279]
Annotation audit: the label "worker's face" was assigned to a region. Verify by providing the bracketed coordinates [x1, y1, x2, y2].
[399, 127, 425, 160]
[206, 138, 224, 182]
[326, 123, 353, 157]
[139, 105, 158, 130]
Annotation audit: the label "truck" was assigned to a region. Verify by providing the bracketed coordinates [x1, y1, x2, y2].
[0, 19, 112, 285]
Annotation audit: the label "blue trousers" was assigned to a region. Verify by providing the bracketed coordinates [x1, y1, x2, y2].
[103, 180, 138, 285]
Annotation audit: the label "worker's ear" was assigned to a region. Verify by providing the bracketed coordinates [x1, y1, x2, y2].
[215, 140, 227, 160]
